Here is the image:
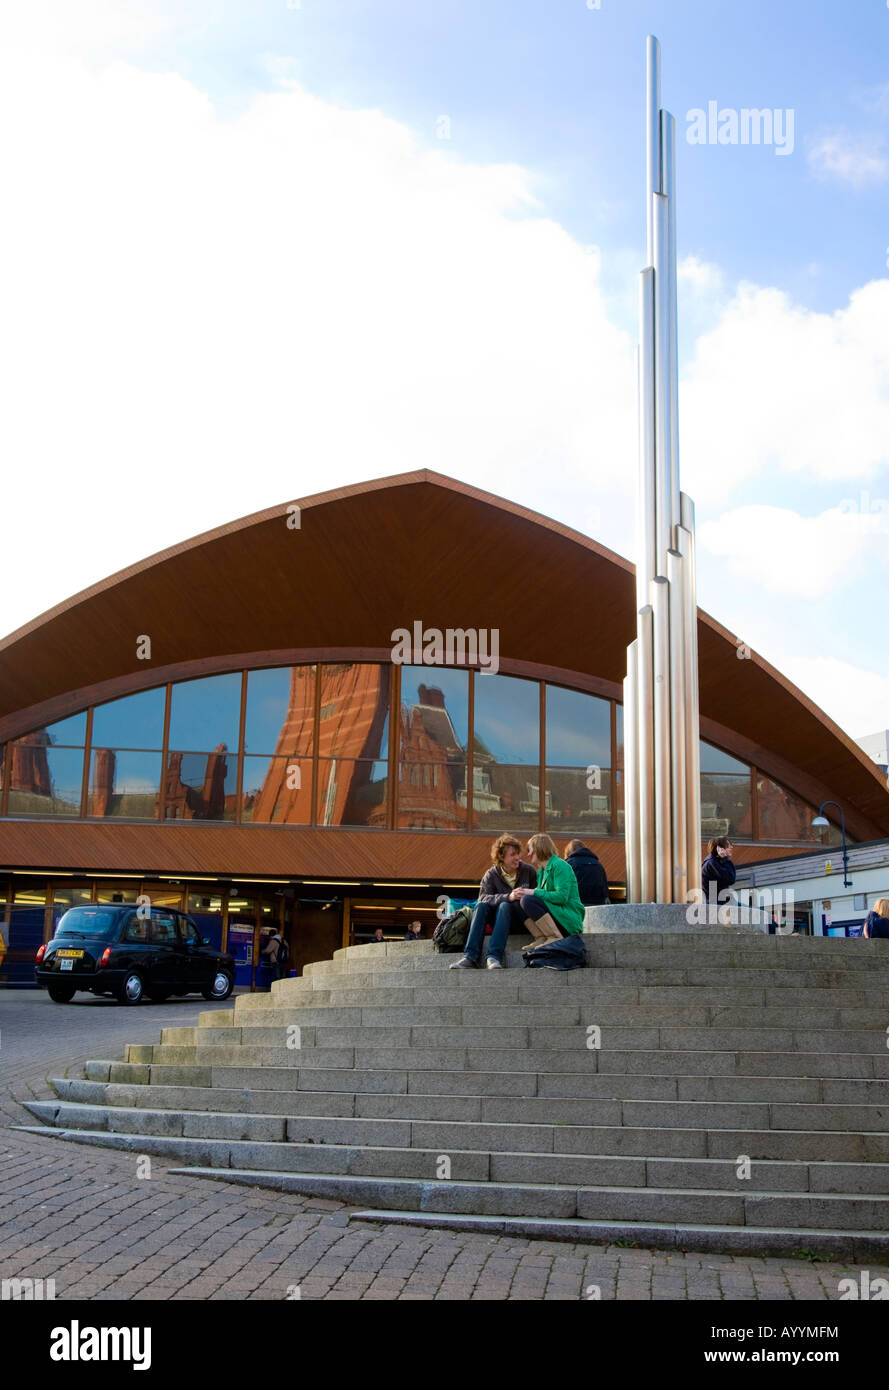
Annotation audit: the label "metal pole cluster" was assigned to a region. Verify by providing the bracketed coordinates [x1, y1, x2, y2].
[624, 36, 702, 904]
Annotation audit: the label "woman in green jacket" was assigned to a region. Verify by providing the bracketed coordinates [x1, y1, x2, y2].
[513, 833, 585, 949]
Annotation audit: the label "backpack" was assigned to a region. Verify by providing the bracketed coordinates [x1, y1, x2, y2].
[523, 935, 587, 971]
[433, 904, 474, 953]
[274, 936, 289, 967]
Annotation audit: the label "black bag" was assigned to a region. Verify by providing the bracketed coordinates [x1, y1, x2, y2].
[276, 938, 289, 967]
[523, 935, 587, 970]
[433, 904, 473, 953]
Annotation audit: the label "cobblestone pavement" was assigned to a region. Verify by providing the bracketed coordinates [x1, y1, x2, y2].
[1, 991, 886, 1302]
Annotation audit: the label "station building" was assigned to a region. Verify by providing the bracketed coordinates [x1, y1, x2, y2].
[2, 472, 888, 987]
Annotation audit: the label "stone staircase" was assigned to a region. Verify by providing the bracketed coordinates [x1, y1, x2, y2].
[19, 932, 889, 1258]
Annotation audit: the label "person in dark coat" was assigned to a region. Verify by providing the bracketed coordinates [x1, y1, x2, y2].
[701, 836, 736, 904]
[863, 898, 889, 939]
[564, 840, 610, 906]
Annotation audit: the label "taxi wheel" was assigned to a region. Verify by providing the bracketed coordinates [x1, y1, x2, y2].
[202, 971, 233, 1002]
[47, 984, 76, 1003]
[116, 972, 145, 1005]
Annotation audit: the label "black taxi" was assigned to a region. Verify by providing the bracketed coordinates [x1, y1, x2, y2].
[35, 904, 235, 1005]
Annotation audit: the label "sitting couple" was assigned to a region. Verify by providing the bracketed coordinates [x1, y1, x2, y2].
[450, 832, 584, 971]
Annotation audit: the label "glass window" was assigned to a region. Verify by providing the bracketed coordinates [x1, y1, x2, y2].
[168, 673, 241, 752]
[546, 685, 611, 769]
[700, 773, 753, 840]
[179, 920, 203, 946]
[245, 666, 316, 756]
[163, 751, 237, 821]
[397, 762, 468, 829]
[187, 891, 224, 914]
[471, 763, 541, 833]
[51, 886, 93, 925]
[94, 881, 140, 905]
[7, 747, 84, 816]
[615, 704, 623, 766]
[42, 712, 87, 746]
[92, 688, 165, 750]
[316, 759, 388, 827]
[318, 664, 389, 760]
[54, 906, 115, 937]
[473, 674, 539, 767]
[400, 667, 469, 758]
[756, 778, 845, 845]
[122, 916, 149, 944]
[546, 768, 613, 837]
[88, 750, 162, 819]
[242, 755, 312, 824]
[150, 915, 179, 945]
[701, 740, 749, 775]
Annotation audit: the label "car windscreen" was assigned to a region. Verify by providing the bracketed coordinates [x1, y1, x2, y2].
[54, 907, 122, 940]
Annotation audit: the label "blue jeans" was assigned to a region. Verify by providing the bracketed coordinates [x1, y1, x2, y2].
[463, 900, 517, 964]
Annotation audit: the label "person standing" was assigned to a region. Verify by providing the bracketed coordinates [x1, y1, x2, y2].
[403, 920, 424, 941]
[262, 929, 287, 982]
[564, 839, 610, 905]
[863, 898, 889, 939]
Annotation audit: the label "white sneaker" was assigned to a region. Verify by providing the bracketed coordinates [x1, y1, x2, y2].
[486, 958, 503, 970]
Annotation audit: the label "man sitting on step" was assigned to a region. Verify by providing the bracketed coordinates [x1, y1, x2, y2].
[450, 833, 536, 971]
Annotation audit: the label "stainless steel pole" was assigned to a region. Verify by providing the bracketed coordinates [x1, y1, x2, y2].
[637, 268, 657, 611]
[667, 549, 688, 905]
[680, 493, 702, 897]
[661, 111, 681, 533]
[623, 644, 640, 903]
[646, 36, 661, 264]
[653, 192, 672, 575]
[650, 576, 672, 900]
[636, 604, 655, 901]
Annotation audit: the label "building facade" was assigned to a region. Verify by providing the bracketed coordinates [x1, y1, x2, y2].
[2, 472, 888, 985]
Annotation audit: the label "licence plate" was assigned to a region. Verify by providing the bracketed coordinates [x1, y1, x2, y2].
[57, 949, 84, 958]
[59, 958, 74, 971]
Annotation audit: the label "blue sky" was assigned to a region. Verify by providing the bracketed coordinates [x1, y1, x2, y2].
[1, 0, 888, 744]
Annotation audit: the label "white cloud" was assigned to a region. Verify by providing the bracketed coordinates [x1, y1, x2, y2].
[0, 50, 636, 638]
[808, 132, 889, 187]
[678, 255, 725, 297]
[0, 0, 180, 56]
[698, 501, 889, 599]
[680, 280, 889, 503]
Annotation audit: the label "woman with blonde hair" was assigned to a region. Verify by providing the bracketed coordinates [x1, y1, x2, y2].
[863, 899, 889, 939]
[512, 833, 585, 950]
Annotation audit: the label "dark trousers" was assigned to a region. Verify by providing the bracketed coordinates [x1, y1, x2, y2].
[522, 894, 568, 936]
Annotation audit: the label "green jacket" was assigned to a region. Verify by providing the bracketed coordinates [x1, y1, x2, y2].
[531, 855, 585, 935]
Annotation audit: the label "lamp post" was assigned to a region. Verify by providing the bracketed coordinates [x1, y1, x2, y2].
[811, 801, 851, 888]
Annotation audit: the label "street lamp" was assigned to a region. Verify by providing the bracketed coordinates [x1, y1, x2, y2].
[811, 801, 852, 887]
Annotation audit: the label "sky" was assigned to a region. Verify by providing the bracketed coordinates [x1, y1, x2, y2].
[1, 0, 888, 745]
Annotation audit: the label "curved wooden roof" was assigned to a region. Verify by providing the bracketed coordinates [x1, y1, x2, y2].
[1, 470, 887, 843]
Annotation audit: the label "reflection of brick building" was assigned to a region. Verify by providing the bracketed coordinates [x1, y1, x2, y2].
[162, 747, 234, 820]
[250, 665, 388, 826]
[9, 732, 51, 796]
[92, 748, 115, 817]
[398, 684, 464, 830]
[248, 667, 316, 824]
